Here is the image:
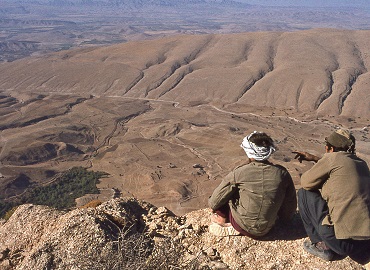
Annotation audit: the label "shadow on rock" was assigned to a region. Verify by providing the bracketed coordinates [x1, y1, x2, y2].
[259, 212, 307, 241]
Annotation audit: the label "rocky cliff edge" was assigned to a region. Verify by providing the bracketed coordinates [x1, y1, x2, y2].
[0, 198, 368, 270]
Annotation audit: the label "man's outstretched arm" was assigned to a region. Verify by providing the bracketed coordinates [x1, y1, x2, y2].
[292, 151, 320, 163]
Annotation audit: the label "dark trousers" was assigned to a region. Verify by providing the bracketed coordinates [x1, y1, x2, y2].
[298, 188, 370, 263]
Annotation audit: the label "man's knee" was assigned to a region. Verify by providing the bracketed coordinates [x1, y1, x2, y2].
[298, 189, 325, 208]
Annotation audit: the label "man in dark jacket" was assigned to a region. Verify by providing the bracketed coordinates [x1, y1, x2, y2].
[294, 129, 370, 264]
[208, 131, 297, 237]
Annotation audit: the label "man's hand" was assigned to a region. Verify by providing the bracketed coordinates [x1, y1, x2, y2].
[292, 151, 320, 163]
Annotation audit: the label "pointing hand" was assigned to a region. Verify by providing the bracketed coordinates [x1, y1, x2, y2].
[292, 151, 320, 163]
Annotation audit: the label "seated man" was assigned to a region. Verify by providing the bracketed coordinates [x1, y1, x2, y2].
[208, 131, 297, 237]
[294, 129, 370, 264]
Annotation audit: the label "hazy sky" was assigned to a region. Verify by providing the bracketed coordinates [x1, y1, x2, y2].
[9, 0, 370, 8]
[7, 0, 370, 9]
[236, 0, 370, 8]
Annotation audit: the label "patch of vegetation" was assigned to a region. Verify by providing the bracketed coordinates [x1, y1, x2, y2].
[0, 167, 108, 218]
[0, 201, 15, 220]
[22, 167, 107, 209]
[3, 206, 18, 221]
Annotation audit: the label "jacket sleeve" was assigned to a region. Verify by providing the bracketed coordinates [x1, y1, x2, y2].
[278, 170, 297, 222]
[301, 154, 331, 190]
[208, 170, 237, 210]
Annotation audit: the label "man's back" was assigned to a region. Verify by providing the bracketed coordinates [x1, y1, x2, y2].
[208, 131, 296, 237]
[229, 161, 296, 236]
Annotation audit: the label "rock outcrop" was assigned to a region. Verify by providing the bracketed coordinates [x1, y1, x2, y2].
[0, 198, 368, 269]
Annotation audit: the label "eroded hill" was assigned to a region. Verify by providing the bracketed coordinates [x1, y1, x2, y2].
[1, 29, 369, 117]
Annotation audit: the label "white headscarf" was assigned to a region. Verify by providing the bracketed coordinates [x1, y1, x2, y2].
[240, 131, 276, 161]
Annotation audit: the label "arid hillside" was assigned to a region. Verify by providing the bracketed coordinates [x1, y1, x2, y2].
[0, 29, 369, 217]
[1, 29, 369, 117]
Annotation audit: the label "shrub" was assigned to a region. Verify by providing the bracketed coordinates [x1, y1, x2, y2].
[83, 228, 209, 270]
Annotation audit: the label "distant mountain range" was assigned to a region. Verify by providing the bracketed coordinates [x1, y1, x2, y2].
[1, 0, 370, 62]
[8, 0, 370, 7]
[7, 0, 249, 7]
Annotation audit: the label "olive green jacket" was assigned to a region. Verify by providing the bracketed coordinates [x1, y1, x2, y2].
[208, 161, 297, 237]
[301, 152, 370, 240]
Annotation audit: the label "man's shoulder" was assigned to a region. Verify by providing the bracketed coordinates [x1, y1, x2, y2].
[233, 162, 250, 170]
[325, 151, 361, 162]
[263, 162, 289, 173]
[238, 161, 289, 173]
[271, 164, 292, 178]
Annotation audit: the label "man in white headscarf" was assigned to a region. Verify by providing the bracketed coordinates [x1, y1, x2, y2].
[208, 131, 297, 237]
